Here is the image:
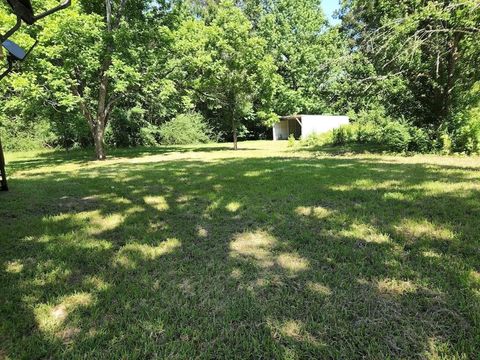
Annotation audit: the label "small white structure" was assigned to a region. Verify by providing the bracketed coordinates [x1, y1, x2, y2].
[273, 115, 350, 140]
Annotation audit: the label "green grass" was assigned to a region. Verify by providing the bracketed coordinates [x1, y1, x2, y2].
[1, 141, 480, 359]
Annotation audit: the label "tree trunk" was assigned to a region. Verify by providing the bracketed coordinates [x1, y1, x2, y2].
[93, 121, 106, 160]
[233, 129, 238, 150]
[94, 70, 109, 160]
[441, 32, 461, 126]
[232, 116, 238, 150]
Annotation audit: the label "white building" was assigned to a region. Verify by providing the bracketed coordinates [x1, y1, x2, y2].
[273, 115, 350, 140]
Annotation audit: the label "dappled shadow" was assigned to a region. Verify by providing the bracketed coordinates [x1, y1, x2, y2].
[1, 149, 479, 358]
[5, 145, 253, 173]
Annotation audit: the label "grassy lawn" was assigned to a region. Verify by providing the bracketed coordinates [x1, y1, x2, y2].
[1, 141, 480, 359]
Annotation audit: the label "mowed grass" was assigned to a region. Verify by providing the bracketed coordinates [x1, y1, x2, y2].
[1, 141, 480, 359]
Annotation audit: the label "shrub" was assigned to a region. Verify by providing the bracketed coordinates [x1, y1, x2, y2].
[319, 109, 431, 153]
[107, 107, 146, 147]
[407, 127, 431, 153]
[440, 133, 452, 154]
[332, 125, 354, 145]
[0, 118, 55, 151]
[51, 113, 92, 149]
[353, 106, 387, 125]
[354, 121, 381, 144]
[302, 131, 333, 147]
[287, 134, 296, 147]
[449, 109, 480, 154]
[380, 121, 411, 153]
[159, 112, 212, 145]
[139, 124, 161, 147]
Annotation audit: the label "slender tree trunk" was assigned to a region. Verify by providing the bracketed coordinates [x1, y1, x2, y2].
[441, 32, 461, 126]
[233, 128, 238, 150]
[231, 116, 238, 150]
[94, 61, 110, 160]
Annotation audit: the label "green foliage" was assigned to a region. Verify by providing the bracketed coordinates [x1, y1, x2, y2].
[287, 134, 296, 147]
[448, 104, 480, 154]
[339, 0, 480, 152]
[381, 121, 412, 153]
[407, 126, 430, 153]
[107, 107, 148, 147]
[168, 0, 278, 146]
[159, 112, 212, 145]
[0, 118, 55, 151]
[329, 108, 432, 153]
[332, 125, 352, 146]
[440, 133, 453, 155]
[302, 132, 334, 147]
[139, 125, 162, 147]
[1, 0, 479, 154]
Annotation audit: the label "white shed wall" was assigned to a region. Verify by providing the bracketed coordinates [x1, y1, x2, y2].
[273, 121, 289, 140]
[300, 115, 349, 139]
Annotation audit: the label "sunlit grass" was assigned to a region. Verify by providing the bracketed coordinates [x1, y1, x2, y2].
[1, 141, 479, 358]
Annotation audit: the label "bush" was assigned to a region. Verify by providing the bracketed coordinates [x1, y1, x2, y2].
[449, 108, 480, 154]
[381, 121, 411, 152]
[353, 106, 386, 125]
[0, 118, 56, 151]
[440, 133, 452, 154]
[54, 115, 92, 149]
[354, 121, 381, 144]
[332, 125, 354, 145]
[408, 127, 431, 153]
[139, 124, 161, 147]
[107, 107, 146, 147]
[302, 132, 333, 147]
[159, 112, 212, 145]
[287, 134, 296, 147]
[328, 109, 431, 153]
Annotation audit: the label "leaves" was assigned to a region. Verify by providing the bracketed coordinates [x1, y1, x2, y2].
[0, 0, 479, 153]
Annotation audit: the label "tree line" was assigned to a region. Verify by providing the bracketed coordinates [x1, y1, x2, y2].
[0, 0, 479, 158]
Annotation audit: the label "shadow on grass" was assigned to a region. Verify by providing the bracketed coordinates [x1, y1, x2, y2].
[5, 145, 249, 173]
[303, 143, 391, 155]
[1, 152, 479, 358]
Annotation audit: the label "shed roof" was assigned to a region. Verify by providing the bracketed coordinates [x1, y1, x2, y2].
[280, 115, 302, 121]
[280, 115, 350, 121]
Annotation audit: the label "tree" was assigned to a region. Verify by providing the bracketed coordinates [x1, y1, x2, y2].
[339, 0, 480, 133]
[170, 0, 278, 149]
[2, 0, 479, 153]
[241, 0, 352, 116]
[36, 0, 151, 159]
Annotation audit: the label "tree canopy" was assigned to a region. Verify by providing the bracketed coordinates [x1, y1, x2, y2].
[1, 0, 479, 156]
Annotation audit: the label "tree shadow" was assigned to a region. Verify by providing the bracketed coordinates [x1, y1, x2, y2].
[1, 151, 479, 358]
[5, 145, 255, 173]
[304, 143, 390, 155]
